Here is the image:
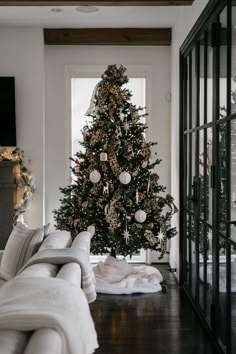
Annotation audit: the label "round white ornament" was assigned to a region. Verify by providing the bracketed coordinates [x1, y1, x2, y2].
[142, 161, 148, 168]
[89, 170, 101, 184]
[100, 152, 108, 161]
[135, 209, 147, 223]
[120, 113, 125, 121]
[119, 171, 131, 185]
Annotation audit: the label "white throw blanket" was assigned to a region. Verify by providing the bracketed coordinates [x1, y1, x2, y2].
[0, 276, 98, 354]
[18, 248, 96, 303]
[94, 256, 163, 294]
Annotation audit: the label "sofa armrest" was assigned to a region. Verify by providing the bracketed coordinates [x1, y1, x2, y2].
[71, 227, 94, 254]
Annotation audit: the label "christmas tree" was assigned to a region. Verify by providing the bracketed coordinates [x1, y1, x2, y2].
[53, 64, 177, 259]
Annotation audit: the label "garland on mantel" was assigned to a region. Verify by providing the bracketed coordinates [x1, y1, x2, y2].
[0, 147, 36, 223]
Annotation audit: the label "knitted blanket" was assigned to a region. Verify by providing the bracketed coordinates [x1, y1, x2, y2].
[18, 248, 96, 303]
[0, 276, 98, 354]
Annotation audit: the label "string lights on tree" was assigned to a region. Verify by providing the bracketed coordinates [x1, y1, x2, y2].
[53, 64, 177, 259]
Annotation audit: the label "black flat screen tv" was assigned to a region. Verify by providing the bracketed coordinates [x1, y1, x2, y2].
[0, 77, 16, 147]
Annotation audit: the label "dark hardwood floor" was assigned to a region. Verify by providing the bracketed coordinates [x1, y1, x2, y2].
[90, 264, 216, 354]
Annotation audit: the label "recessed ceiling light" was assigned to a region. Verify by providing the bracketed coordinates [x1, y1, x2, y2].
[76, 6, 99, 13]
[51, 8, 63, 13]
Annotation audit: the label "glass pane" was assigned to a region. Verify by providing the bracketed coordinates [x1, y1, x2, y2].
[192, 131, 196, 181]
[218, 123, 228, 234]
[200, 224, 213, 322]
[199, 222, 206, 312]
[192, 47, 197, 128]
[206, 128, 213, 224]
[191, 216, 197, 299]
[206, 225, 213, 322]
[199, 129, 205, 219]
[186, 212, 191, 289]
[231, 5, 236, 114]
[185, 133, 190, 208]
[218, 237, 227, 350]
[71, 78, 100, 155]
[186, 55, 190, 131]
[207, 33, 213, 123]
[219, 8, 227, 120]
[183, 57, 188, 131]
[187, 133, 196, 210]
[231, 120, 236, 242]
[71, 77, 146, 155]
[231, 244, 236, 352]
[199, 35, 205, 127]
[183, 134, 189, 207]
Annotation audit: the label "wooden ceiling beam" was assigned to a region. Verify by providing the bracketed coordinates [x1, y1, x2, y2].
[0, 1, 194, 6]
[44, 28, 171, 45]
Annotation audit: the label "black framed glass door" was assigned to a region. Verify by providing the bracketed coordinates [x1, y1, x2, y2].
[180, 1, 236, 353]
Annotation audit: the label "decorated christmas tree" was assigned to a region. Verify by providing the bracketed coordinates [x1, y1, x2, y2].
[53, 64, 177, 259]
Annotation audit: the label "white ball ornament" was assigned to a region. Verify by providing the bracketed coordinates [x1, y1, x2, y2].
[135, 209, 147, 223]
[142, 161, 148, 168]
[100, 152, 108, 161]
[89, 170, 101, 184]
[119, 171, 131, 185]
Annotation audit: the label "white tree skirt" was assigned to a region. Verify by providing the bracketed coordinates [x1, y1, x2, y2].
[93, 255, 163, 294]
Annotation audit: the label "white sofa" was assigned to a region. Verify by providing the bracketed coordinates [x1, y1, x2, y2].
[0, 227, 97, 354]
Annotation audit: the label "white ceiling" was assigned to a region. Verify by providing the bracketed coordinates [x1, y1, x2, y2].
[0, 6, 183, 28]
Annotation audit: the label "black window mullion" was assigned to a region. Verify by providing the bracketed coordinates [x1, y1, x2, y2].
[225, 3, 232, 352]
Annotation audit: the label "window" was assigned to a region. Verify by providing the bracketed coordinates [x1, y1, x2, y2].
[71, 77, 146, 157]
[69, 66, 149, 263]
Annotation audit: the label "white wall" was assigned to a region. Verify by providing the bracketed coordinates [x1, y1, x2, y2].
[170, 0, 210, 277]
[0, 28, 45, 228]
[0, 2, 212, 266]
[44, 46, 171, 262]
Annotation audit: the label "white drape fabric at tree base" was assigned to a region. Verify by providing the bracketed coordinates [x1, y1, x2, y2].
[93, 255, 163, 294]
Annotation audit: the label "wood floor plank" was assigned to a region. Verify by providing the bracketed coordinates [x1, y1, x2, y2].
[90, 264, 217, 354]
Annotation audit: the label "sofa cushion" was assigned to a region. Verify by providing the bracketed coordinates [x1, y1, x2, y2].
[0, 222, 44, 281]
[38, 230, 72, 251]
